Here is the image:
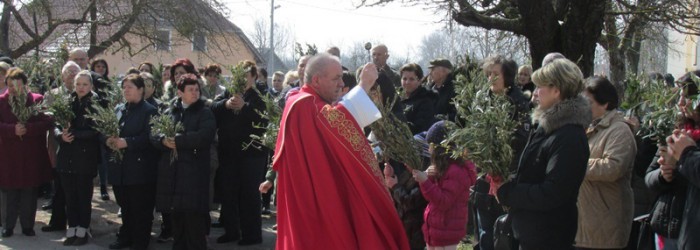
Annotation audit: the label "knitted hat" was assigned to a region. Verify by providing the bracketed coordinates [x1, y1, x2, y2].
[426, 120, 448, 145]
[413, 132, 430, 158]
[0, 56, 13, 66]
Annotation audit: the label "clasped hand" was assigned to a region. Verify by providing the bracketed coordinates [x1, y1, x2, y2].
[106, 137, 127, 150]
[162, 137, 176, 149]
[657, 146, 677, 182]
[14, 123, 26, 137]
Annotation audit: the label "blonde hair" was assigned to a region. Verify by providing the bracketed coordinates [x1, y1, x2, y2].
[0, 62, 10, 74]
[283, 70, 299, 88]
[531, 58, 584, 100]
[74, 70, 93, 84]
[518, 65, 532, 74]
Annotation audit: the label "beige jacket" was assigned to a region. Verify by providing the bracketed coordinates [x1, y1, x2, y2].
[575, 111, 636, 248]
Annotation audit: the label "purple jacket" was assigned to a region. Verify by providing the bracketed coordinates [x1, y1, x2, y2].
[0, 92, 53, 188]
[420, 161, 477, 246]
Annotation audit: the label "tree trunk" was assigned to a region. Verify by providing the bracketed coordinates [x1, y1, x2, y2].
[0, 3, 11, 56]
[518, 0, 559, 70]
[608, 49, 626, 97]
[519, 0, 606, 76]
[627, 33, 642, 76]
[559, 0, 607, 77]
[89, 0, 97, 57]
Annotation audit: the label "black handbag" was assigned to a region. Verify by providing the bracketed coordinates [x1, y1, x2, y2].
[635, 214, 656, 250]
[493, 213, 519, 250]
[649, 191, 684, 238]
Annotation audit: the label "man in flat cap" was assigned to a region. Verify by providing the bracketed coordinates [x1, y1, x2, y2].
[427, 58, 456, 121]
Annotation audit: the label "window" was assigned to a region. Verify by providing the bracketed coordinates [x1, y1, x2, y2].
[192, 33, 207, 52]
[155, 30, 171, 51]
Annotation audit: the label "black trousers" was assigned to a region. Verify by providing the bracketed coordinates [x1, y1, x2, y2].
[218, 156, 266, 241]
[0, 187, 38, 230]
[48, 170, 66, 227]
[261, 183, 274, 210]
[113, 183, 156, 250]
[161, 212, 172, 234]
[171, 211, 208, 250]
[60, 173, 93, 228]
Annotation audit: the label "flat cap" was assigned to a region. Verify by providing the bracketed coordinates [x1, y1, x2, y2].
[428, 58, 452, 70]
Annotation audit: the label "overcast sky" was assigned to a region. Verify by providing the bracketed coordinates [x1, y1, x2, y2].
[223, 0, 446, 57]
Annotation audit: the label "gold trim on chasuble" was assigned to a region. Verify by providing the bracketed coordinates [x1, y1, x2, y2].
[320, 105, 383, 181]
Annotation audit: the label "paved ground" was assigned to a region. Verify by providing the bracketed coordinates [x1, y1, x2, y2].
[0, 186, 277, 250]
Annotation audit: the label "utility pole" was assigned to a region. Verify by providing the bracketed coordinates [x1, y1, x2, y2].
[268, 0, 277, 82]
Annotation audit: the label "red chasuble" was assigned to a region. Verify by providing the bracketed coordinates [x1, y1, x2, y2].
[273, 85, 410, 249]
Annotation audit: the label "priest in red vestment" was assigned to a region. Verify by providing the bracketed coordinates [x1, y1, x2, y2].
[272, 53, 410, 249]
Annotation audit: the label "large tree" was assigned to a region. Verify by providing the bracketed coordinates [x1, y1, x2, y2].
[360, 0, 607, 76]
[0, 0, 237, 59]
[360, 0, 700, 80]
[600, 0, 700, 84]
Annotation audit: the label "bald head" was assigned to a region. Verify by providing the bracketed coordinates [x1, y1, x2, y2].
[371, 44, 389, 68]
[304, 53, 341, 85]
[305, 53, 343, 104]
[69, 48, 88, 69]
[297, 55, 311, 85]
[542, 52, 565, 67]
[326, 47, 340, 58]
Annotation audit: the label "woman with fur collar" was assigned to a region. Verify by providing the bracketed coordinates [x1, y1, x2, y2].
[495, 58, 592, 250]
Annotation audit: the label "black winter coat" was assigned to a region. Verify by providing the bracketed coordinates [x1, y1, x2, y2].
[632, 136, 659, 216]
[146, 96, 168, 112]
[402, 87, 437, 135]
[645, 144, 688, 238]
[55, 92, 101, 176]
[212, 88, 268, 159]
[107, 100, 158, 186]
[428, 74, 457, 121]
[391, 160, 429, 250]
[153, 98, 216, 213]
[506, 86, 532, 172]
[677, 145, 700, 250]
[497, 95, 591, 250]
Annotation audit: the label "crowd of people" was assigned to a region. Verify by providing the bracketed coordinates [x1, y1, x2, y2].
[0, 42, 698, 250]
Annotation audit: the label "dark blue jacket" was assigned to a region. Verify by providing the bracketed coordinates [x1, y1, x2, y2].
[107, 100, 158, 186]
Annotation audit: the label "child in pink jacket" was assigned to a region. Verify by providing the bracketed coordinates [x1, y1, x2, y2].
[413, 121, 477, 250]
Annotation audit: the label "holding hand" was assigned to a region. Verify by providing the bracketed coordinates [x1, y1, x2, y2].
[107, 137, 127, 150]
[114, 138, 128, 149]
[412, 169, 428, 183]
[14, 123, 26, 137]
[61, 128, 74, 143]
[226, 94, 245, 111]
[667, 129, 697, 161]
[425, 165, 437, 177]
[260, 181, 273, 193]
[383, 163, 398, 188]
[358, 63, 378, 93]
[162, 137, 176, 149]
[658, 146, 677, 182]
[106, 137, 117, 150]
